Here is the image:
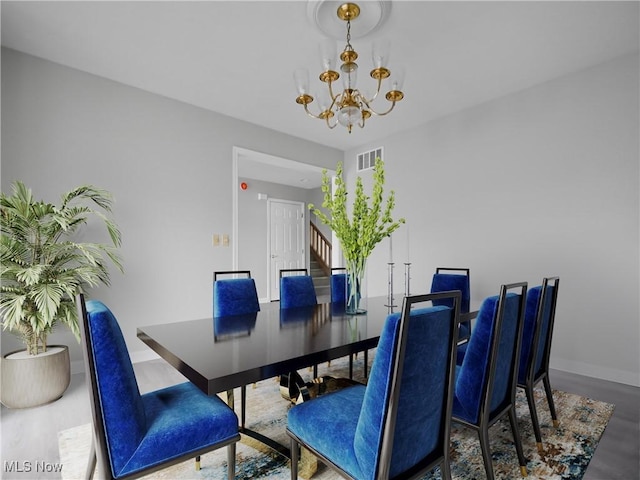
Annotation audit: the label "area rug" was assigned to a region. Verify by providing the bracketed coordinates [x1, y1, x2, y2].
[59, 356, 614, 479]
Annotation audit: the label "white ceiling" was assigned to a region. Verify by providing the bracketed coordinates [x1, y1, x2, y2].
[2, 0, 639, 178]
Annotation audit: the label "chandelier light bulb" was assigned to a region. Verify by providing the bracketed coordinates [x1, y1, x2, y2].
[390, 66, 405, 91]
[319, 39, 337, 72]
[372, 38, 391, 69]
[294, 68, 310, 95]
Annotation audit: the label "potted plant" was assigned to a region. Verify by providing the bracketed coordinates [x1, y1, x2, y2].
[310, 158, 404, 314]
[0, 181, 122, 408]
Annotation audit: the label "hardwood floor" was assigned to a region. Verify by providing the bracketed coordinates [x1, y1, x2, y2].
[1, 361, 638, 479]
[550, 369, 640, 480]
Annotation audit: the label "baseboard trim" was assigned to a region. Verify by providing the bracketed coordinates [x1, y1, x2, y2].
[130, 349, 161, 364]
[551, 357, 640, 387]
[70, 349, 161, 375]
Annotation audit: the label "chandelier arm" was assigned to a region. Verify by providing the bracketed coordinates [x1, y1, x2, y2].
[361, 76, 384, 105]
[327, 81, 341, 109]
[302, 103, 326, 120]
[366, 101, 397, 117]
[325, 115, 338, 129]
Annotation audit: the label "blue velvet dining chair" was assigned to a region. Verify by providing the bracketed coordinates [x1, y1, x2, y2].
[332, 266, 369, 380]
[280, 268, 320, 384]
[280, 268, 318, 308]
[287, 290, 461, 480]
[518, 277, 560, 453]
[213, 270, 260, 317]
[451, 282, 528, 480]
[330, 267, 347, 304]
[77, 295, 240, 480]
[431, 267, 471, 341]
[213, 270, 261, 428]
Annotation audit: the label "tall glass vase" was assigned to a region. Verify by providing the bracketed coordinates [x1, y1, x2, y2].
[345, 257, 367, 315]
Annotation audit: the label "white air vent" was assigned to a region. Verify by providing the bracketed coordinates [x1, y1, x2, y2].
[357, 147, 383, 172]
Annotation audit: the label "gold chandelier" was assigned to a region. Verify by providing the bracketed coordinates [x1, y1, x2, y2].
[294, 2, 405, 134]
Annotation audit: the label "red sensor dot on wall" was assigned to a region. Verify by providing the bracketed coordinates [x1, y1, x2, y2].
[240, 182, 248, 190]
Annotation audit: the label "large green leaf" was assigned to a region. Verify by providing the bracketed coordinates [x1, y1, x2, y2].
[0, 181, 123, 354]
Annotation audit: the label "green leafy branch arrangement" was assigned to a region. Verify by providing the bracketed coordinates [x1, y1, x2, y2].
[309, 158, 405, 271]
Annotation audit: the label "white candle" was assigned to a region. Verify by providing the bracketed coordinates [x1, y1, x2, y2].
[406, 224, 410, 263]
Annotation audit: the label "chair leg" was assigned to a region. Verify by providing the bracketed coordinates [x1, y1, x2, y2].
[349, 354, 354, 379]
[363, 349, 369, 378]
[478, 428, 495, 480]
[524, 385, 544, 453]
[195, 455, 201, 471]
[241, 385, 247, 429]
[85, 435, 97, 480]
[227, 443, 236, 480]
[440, 458, 452, 480]
[543, 375, 559, 427]
[508, 408, 528, 477]
[290, 437, 299, 480]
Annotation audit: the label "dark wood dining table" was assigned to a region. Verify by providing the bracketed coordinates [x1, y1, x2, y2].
[136, 295, 477, 456]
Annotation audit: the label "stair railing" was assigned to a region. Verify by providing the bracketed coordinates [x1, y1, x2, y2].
[310, 221, 331, 276]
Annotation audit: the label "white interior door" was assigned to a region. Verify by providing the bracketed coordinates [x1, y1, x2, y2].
[268, 199, 305, 300]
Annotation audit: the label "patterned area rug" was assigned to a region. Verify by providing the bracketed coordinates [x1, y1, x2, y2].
[59, 356, 614, 479]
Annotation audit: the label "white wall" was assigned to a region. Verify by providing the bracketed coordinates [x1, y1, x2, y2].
[3, 48, 638, 386]
[1, 48, 342, 367]
[237, 177, 317, 300]
[344, 53, 640, 386]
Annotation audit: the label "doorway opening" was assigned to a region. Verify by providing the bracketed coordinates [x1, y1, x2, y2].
[232, 147, 336, 301]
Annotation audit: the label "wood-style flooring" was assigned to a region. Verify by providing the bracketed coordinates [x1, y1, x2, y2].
[1, 360, 638, 479]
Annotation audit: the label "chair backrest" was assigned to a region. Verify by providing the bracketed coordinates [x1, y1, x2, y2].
[213, 270, 251, 281]
[279, 268, 308, 278]
[77, 294, 146, 478]
[213, 277, 260, 317]
[280, 273, 317, 308]
[431, 267, 470, 313]
[354, 291, 461, 479]
[518, 277, 559, 385]
[330, 267, 347, 304]
[455, 282, 527, 424]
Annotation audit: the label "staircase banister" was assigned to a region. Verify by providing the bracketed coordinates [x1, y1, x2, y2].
[310, 221, 331, 277]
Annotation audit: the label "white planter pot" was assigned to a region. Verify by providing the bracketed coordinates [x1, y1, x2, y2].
[1, 345, 71, 408]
